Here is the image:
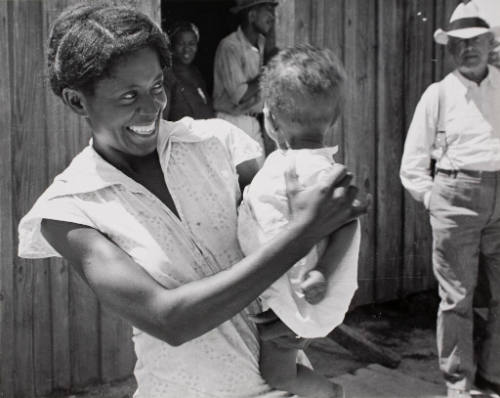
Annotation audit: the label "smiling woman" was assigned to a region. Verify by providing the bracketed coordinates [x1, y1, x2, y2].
[67, 47, 167, 160]
[162, 20, 215, 121]
[16, 3, 367, 397]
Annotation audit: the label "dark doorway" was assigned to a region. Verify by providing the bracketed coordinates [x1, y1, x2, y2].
[161, 1, 237, 94]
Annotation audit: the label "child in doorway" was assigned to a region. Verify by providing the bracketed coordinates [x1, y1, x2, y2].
[238, 45, 362, 398]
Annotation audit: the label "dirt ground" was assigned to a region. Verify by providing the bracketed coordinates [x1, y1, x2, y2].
[54, 290, 444, 398]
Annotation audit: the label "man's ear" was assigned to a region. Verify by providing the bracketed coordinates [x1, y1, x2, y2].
[61, 88, 89, 117]
[248, 8, 257, 24]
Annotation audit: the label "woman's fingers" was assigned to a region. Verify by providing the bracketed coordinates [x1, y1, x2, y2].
[318, 164, 348, 196]
[351, 193, 371, 218]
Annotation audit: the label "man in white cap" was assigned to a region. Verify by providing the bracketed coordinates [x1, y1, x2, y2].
[400, 2, 500, 397]
[212, 0, 278, 166]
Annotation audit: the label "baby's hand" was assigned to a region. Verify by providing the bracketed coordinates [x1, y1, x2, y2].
[300, 270, 327, 304]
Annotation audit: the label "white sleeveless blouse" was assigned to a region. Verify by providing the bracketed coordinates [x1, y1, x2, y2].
[18, 118, 296, 397]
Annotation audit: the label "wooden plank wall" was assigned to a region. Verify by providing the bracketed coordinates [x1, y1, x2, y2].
[0, 1, 15, 397]
[0, 1, 159, 397]
[0, 0, 464, 397]
[276, 0, 461, 305]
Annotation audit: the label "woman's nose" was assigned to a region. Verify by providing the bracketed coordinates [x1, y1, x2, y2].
[139, 93, 162, 114]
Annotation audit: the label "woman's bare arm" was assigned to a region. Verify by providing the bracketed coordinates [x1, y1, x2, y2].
[41, 164, 368, 346]
[41, 219, 317, 345]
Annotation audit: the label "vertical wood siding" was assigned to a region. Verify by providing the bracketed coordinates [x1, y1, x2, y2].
[0, 2, 160, 397]
[0, 1, 15, 397]
[275, 0, 461, 306]
[0, 0, 462, 396]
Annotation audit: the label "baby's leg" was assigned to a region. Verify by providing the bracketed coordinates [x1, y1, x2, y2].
[260, 340, 342, 397]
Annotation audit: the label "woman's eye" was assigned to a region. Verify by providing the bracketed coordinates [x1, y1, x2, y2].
[121, 92, 136, 100]
[152, 82, 165, 93]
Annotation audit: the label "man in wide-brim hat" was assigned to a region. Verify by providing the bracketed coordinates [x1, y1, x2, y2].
[212, 0, 279, 166]
[400, 2, 500, 397]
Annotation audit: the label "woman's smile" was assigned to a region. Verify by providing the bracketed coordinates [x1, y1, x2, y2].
[127, 119, 159, 137]
[81, 46, 167, 160]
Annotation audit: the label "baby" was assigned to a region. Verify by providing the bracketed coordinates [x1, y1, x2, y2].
[238, 45, 361, 397]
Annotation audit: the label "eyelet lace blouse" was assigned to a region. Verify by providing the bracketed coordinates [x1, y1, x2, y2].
[18, 117, 297, 397]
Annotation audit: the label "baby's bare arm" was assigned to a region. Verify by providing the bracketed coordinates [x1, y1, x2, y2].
[315, 220, 359, 279]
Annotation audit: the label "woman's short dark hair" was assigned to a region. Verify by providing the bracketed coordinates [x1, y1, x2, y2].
[48, 3, 171, 97]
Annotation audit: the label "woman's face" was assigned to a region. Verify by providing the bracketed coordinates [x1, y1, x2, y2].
[172, 30, 198, 66]
[81, 47, 167, 159]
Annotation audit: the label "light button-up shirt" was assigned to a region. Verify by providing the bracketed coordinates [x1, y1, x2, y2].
[213, 26, 265, 116]
[400, 65, 500, 206]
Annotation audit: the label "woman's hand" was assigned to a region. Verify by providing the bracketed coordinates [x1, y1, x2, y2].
[285, 162, 370, 242]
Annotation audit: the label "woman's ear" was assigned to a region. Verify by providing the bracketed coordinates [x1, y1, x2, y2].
[61, 88, 89, 117]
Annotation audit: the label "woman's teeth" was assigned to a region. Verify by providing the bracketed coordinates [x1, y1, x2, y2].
[129, 122, 156, 136]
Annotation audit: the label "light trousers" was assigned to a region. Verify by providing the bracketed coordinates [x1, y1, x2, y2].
[429, 171, 500, 391]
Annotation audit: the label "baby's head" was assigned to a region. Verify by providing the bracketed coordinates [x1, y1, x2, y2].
[261, 44, 346, 149]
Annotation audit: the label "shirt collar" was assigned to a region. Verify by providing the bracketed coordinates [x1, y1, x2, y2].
[50, 118, 210, 198]
[453, 65, 499, 89]
[236, 26, 263, 52]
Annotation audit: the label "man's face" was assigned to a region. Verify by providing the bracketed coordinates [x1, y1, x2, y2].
[250, 4, 275, 36]
[448, 33, 493, 75]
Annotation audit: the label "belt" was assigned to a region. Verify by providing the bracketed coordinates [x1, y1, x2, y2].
[436, 168, 497, 178]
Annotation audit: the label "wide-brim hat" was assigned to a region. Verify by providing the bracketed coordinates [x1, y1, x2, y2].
[434, 1, 500, 45]
[230, 0, 278, 14]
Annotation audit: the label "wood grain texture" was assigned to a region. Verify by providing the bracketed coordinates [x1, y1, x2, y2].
[435, 0, 460, 79]
[322, 0, 345, 158]
[310, 0, 325, 47]
[11, 0, 50, 395]
[0, 1, 15, 397]
[42, 0, 83, 391]
[375, 0, 405, 302]
[343, 0, 377, 306]
[275, 0, 296, 48]
[100, 307, 136, 383]
[69, 271, 100, 389]
[402, 0, 436, 295]
[294, 0, 312, 44]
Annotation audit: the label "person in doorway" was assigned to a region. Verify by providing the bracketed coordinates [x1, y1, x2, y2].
[162, 21, 214, 121]
[400, 2, 500, 397]
[212, 0, 278, 165]
[17, 3, 368, 397]
[238, 45, 362, 398]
